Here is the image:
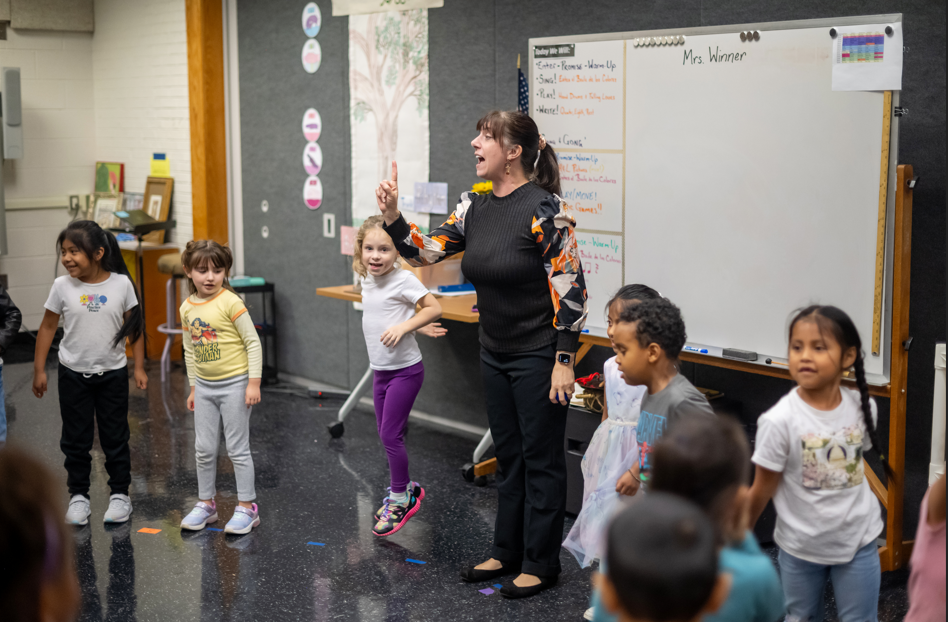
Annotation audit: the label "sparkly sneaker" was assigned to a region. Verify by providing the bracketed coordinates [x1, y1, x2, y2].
[66, 495, 91, 526]
[372, 493, 420, 537]
[224, 504, 260, 535]
[103, 494, 132, 523]
[180, 501, 218, 531]
[374, 482, 424, 520]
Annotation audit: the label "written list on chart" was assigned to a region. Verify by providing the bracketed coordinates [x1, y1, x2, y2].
[533, 41, 625, 324]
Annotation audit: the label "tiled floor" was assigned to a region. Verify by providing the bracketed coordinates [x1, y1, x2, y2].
[3, 360, 911, 621]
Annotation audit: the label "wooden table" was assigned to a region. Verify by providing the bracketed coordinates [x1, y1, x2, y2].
[316, 285, 479, 323]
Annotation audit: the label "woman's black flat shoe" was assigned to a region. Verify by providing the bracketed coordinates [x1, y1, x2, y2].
[459, 561, 521, 583]
[500, 575, 558, 599]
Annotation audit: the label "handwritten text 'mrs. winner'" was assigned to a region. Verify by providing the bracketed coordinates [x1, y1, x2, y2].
[683, 47, 747, 65]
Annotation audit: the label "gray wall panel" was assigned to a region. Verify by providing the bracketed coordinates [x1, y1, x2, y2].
[238, 0, 352, 387]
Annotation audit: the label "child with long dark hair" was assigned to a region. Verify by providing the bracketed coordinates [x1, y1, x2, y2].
[748, 305, 888, 621]
[32, 220, 147, 525]
[178, 240, 263, 535]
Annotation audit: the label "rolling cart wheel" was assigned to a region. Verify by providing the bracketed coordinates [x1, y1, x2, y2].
[473, 476, 488, 487]
[461, 462, 475, 483]
[328, 422, 345, 438]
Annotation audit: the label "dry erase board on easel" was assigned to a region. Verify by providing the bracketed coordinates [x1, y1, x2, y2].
[531, 15, 902, 383]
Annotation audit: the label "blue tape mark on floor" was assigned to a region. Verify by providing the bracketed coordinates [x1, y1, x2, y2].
[493, 584, 503, 589]
[406, 558, 426, 564]
[308, 541, 326, 546]
[206, 528, 223, 532]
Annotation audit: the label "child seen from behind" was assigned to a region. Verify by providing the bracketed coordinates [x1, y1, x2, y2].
[747, 305, 887, 621]
[178, 240, 263, 535]
[32, 221, 147, 525]
[598, 492, 731, 622]
[354, 216, 445, 536]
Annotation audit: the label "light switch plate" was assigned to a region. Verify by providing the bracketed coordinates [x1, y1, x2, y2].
[323, 213, 336, 238]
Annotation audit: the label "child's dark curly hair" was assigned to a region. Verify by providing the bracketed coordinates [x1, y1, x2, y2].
[617, 297, 687, 359]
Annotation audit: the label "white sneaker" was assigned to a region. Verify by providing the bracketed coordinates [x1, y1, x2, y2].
[103, 494, 133, 523]
[66, 495, 91, 525]
[583, 607, 595, 621]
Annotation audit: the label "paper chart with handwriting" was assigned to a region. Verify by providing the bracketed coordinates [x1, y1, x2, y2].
[576, 232, 623, 329]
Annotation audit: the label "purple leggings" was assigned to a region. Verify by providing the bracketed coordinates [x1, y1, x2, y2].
[372, 361, 424, 494]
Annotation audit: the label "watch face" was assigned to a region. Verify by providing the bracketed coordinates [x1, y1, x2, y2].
[558, 353, 572, 364]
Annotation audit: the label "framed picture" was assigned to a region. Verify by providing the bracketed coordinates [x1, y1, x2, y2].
[142, 176, 174, 243]
[93, 192, 124, 230]
[94, 162, 125, 193]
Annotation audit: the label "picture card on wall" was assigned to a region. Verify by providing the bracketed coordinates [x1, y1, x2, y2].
[302, 39, 322, 74]
[413, 182, 448, 214]
[303, 142, 323, 175]
[302, 108, 322, 141]
[302, 2, 321, 37]
[304, 175, 323, 210]
[340, 226, 356, 256]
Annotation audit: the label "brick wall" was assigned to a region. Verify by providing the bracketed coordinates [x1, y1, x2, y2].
[93, 0, 193, 246]
[0, 1, 193, 329]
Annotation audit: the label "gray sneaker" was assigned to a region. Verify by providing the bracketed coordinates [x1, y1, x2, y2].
[66, 495, 91, 525]
[180, 501, 218, 531]
[103, 494, 133, 523]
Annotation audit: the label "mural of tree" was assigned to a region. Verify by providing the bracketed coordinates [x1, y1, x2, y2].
[349, 10, 429, 182]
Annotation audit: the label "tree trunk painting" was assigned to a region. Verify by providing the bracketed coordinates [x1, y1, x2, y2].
[349, 10, 430, 228]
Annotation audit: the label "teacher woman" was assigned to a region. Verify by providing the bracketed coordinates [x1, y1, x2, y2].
[376, 110, 588, 598]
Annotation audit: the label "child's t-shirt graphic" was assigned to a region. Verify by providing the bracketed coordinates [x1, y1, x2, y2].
[636, 374, 715, 481]
[180, 289, 250, 381]
[188, 317, 221, 363]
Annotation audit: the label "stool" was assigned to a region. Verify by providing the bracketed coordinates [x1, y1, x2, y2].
[156, 252, 185, 382]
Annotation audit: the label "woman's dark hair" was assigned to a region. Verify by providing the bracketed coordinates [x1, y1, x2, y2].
[606, 283, 661, 316]
[651, 416, 750, 544]
[617, 297, 687, 359]
[0, 446, 78, 622]
[789, 305, 892, 479]
[180, 239, 236, 296]
[476, 110, 560, 196]
[56, 220, 145, 349]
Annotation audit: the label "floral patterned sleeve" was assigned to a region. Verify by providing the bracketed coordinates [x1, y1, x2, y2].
[532, 194, 588, 352]
[382, 192, 473, 267]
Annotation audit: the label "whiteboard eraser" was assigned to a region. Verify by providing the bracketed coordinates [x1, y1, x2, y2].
[722, 348, 758, 362]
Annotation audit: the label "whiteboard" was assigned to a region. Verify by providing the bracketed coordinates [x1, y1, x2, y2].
[531, 16, 901, 382]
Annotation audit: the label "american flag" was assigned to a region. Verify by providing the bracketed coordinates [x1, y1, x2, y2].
[518, 65, 529, 115]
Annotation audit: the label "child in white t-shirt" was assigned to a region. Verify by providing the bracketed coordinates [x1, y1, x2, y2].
[354, 216, 444, 537]
[32, 221, 147, 526]
[748, 305, 888, 622]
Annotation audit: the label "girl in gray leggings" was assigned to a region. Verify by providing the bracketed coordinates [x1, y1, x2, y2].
[177, 241, 263, 535]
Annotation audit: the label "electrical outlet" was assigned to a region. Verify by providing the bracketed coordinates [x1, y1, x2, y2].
[323, 213, 336, 238]
[68, 195, 80, 215]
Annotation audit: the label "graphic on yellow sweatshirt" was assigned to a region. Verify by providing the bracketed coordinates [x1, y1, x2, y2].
[180, 289, 257, 382]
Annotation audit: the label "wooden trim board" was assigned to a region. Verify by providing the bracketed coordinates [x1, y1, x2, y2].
[187, 0, 229, 243]
[871, 90, 893, 355]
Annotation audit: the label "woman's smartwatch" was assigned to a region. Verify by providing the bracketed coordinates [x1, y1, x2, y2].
[557, 352, 573, 366]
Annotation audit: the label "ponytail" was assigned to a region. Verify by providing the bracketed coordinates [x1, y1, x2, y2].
[532, 143, 561, 196]
[56, 220, 145, 349]
[788, 305, 893, 481]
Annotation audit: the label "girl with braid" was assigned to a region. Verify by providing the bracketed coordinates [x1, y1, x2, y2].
[748, 305, 890, 622]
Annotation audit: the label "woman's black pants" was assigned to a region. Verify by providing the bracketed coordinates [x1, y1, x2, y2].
[481, 343, 568, 578]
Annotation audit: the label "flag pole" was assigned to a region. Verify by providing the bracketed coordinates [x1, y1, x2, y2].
[517, 53, 520, 69]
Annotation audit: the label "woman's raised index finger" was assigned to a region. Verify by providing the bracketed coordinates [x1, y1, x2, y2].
[391, 160, 398, 182]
